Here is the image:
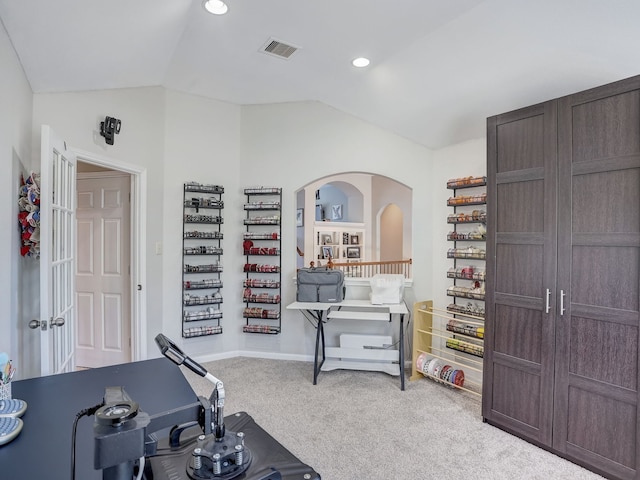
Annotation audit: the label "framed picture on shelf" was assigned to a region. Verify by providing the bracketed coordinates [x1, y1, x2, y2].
[331, 204, 343, 220]
[296, 208, 304, 227]
[321, 234, 333, 245]
[321, 246, 334, 259]
[350, 235, 359, 245]
[346, 246, 360, 259]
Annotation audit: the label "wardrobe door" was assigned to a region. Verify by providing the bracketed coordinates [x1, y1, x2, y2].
[483, 101, 558, 447]
[555, 76, 640, 480]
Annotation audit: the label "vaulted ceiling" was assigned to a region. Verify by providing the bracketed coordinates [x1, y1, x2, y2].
[2, 0, 639, 149]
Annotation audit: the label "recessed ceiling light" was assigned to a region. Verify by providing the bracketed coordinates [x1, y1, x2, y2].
[203, 0, 228, 15]
[352, 57, 370, 68]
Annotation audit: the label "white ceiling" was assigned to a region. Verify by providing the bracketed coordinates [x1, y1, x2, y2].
[2, 0, 640, 149]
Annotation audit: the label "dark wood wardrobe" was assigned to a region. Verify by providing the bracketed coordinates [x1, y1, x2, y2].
[483, 74, 640, 480]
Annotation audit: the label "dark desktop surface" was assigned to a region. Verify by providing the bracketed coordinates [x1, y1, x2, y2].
[2, 358, 321, 480]
[1, 358, 196, 480]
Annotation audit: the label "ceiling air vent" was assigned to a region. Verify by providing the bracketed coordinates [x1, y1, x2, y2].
[260, 38, 299, 60]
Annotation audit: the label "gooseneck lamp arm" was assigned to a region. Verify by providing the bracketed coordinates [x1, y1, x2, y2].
[154, 333, 225, 438]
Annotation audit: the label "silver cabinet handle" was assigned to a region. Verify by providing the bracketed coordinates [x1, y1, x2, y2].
[545, 288, 551, 314]
[560, 290, 566, 316]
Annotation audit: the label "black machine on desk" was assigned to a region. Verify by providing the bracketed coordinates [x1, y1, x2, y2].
[92, 334, 317, 480]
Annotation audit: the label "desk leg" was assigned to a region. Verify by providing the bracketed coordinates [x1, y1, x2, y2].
[312, 310, 326, 385]
[399, 314, 405, 391]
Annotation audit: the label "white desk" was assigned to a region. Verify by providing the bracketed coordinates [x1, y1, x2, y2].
[287, 300, 409, 390]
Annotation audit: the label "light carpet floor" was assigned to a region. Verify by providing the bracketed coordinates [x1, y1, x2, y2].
[181, 357, 605, 480]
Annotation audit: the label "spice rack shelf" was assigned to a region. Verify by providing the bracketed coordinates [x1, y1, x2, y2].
[181, 182, 224, 339]
[447, 247, 486, 260]
[242, 187, 282, 335]
[446, 195, 487, 206]
[446, 286, 485, 301]
[446, 176, 486, 304]
[411, 175, 487, 395]
[447, 267, 486, 281]
[446, 177, 487, 189]
[446, 303, 485, 318]
[447, 233, 486, 241]
[447, 212, 487, 224]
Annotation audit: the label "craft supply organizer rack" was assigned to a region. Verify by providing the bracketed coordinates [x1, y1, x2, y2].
[242, 187, 282, 334]
[410, 300, 483, 396]
[444, 176, 486, 364]
[181, 182, 224, 338]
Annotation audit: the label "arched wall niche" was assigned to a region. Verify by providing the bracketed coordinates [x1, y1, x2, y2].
[295, 172, 412, 271]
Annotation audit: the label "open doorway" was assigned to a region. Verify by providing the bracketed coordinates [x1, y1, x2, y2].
[73, 153, 147, 369]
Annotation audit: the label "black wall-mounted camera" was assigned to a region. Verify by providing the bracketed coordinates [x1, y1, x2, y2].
[100, 116, 122, 145]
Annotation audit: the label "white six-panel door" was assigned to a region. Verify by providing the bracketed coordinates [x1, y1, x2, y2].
[75, 173, 131, 368]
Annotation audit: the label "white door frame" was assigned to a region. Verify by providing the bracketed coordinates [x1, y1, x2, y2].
[71, 147, 147, 362]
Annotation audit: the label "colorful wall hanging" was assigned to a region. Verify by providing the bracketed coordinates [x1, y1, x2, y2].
[18, 172, 41, 257]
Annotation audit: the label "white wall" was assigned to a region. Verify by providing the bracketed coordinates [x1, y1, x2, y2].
[372, 174, 412, 259]
[379, 204, 403, 261]
[13, 76, 490, 370]
[32, 88, 245, 363]
[32, 87, 166, 366]
[239, 101, 433, 358]
[415, 138, 487, 385]
[431, 137, 487, 310]
[162, 90, 242, 358]
[0, 20, 34, 378]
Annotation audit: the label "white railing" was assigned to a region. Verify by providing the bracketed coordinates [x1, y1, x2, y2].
[309, 258, 412, 279]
